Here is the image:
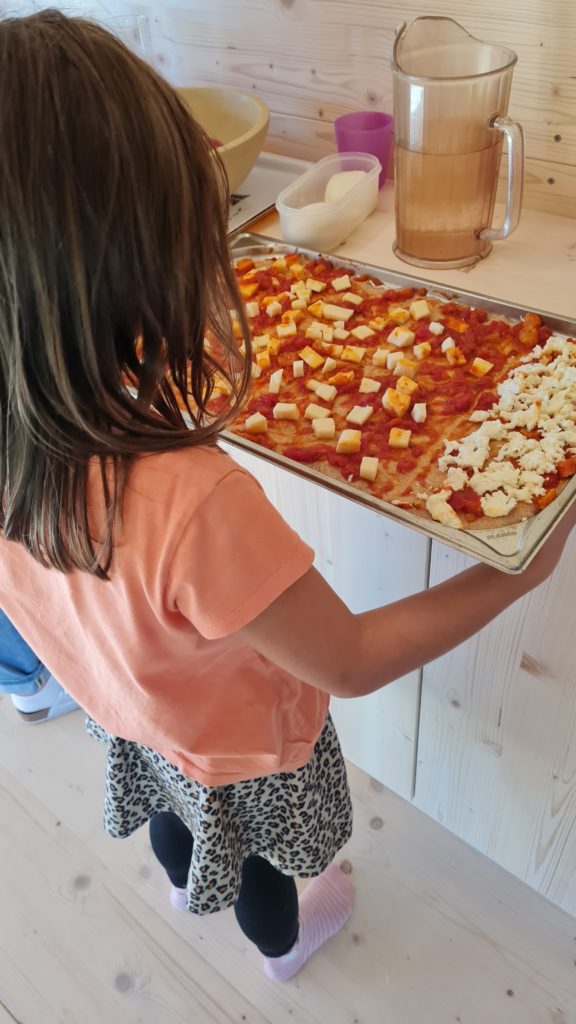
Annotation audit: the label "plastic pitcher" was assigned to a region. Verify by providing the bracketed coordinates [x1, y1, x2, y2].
[391, 17, 524, 268]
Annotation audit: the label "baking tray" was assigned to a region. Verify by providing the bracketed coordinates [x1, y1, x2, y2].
[223, 231, 576, 572]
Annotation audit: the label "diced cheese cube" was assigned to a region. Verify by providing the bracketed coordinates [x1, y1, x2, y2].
[322, 357, 338, 374]
[350, 325, 375, 341]
[252, 333, 270, 351]
[359, 377, 381, 394]
[320, 325, 334, 342]
[428, 321, 444, 336]
[266, 300, 282, 317]
[299, 346, 325, 370]
[269, 369, 284, 394]
[382, 388, 412, 417]
[336, 429, 362, 454]
[333, 328, 350, 340]
[273, 402, 300, 421]
[341, 291, 364, 307]
[387, 326, 416, 349]
[306, 378, 320, 392]
[328, 370, 355, 386]
[373, 348, 391, 367]
[251, 362, 262, 379]
[411, 402, 427, 424]
[306, 323, 324, 341]
[441, 336, 456, 352]
[291, 297, 308, 310]
[267, 337, 282, 356]
[245, 301, 260, 318]
[395, 375, 419, 395]
[368, 317, 387, 331]
[445, 346, 466, 367]
[331, 274, 351, 292]
[388, 307, 410, 324]
[273, 257, 288, 270]
[232, 319, 243, 339]
[307, 300, 325, 318]
[292, 360, 305, 378]
[330, 344, 344, 356]
[346, 405, 374, 426]
[409, 299, 430, 321]
[312, 417, 336, 440]
[341, 345, 366, 363]
[393, 359, 418, 380]
[470, 357, 494, 377]
[305, 402, 331, 420]
[315, 382, 338, 403]
[256, 350, 271, 369]
[389, 427, 412, 449]
[244, 412, 268, 434]
[239, 282, 259, 299]
[360, 456, 379, 482]
[413, 341, 432, 361]
[291, 283, 311, 302]
[276, 322, 297, 338]
[386, 351, 405, 370]
[306, 277, 327, 292]
[282, 308, 303, 324]
[322, 303, 355, 322]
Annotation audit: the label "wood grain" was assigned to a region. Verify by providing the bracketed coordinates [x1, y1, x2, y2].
[2, 0, 574, 216]
[1, 702, 575, 1023]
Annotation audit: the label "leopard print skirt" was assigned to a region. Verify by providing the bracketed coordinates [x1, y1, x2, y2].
[86, 713, 353, 915]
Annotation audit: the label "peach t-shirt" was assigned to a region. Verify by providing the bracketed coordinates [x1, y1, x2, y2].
[0, 445, 328, 785]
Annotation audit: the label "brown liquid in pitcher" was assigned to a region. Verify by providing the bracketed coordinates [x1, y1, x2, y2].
[394, 139, 503, 264]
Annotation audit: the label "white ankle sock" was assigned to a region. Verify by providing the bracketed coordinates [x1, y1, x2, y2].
[263, 862, 353, 982]
[169, 885, 188, 911]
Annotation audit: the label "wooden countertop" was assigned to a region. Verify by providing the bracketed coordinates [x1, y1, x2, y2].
[252, 180, 576, 321]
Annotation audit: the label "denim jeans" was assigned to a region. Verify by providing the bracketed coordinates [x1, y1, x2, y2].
[0, 608, 47, 695]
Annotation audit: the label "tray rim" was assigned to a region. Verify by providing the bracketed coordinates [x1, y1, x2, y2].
[224, 231, 576, 573]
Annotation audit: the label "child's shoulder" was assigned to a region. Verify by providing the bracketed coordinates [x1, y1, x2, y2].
[127, 443, 250, 512]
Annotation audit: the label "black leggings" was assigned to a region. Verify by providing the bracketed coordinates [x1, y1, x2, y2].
[149, 811, 299, 957]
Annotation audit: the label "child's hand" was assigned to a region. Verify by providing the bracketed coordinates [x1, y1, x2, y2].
[521, 502, 576, 590]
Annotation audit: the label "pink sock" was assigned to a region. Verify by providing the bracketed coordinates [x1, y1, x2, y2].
[170, 885, 188, 911]
[263, 862, 353, 982]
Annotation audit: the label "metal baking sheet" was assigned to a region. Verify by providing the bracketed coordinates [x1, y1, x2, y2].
[223, 231, 576, 573]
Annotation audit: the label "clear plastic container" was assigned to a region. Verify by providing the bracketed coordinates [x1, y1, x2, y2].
[275, 152, 381, 251]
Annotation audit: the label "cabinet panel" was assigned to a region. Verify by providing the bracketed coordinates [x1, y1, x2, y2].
[415, 535, 576, 915]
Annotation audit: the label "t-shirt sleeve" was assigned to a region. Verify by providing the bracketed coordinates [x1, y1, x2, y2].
[167, 468, 315, 640]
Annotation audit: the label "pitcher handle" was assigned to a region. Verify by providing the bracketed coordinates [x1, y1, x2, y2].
[478, 115, 524, 242]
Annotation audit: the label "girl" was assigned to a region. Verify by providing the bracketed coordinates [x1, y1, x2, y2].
[0, 11, 573, 984]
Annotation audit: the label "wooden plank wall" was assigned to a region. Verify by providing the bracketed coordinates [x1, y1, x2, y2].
[1, 0, 575, 218]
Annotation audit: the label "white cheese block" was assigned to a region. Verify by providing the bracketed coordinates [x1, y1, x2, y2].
[336, 429, 362, 454]
[268, 369, 284, 394]
[441, 336, 456, 352]
[273, 402, 300, 421]
[346, 405, 374, 426]
[360, 456, 379, 482]
[315, 382, 338, 403]
[304, 402, 331, 420]
[411, 402, 427, 423]
[245, 301, 260, 318]
[322, 303, 355, 322]
[306, 277, 327, 292]
[322, 357, 338, 374]
[350, 325, 375, 341]
[387, 326, 416, 349]
[331, 274, 352, 292]
[266, 300, 282, 317]
[359, 377, 382, 394]
[292, 360, 305, 378]
[244, 412, 268, 434]
[409, 299, 430, 321]
[428, 321, 445, 336]
[312, 417, 336, 439]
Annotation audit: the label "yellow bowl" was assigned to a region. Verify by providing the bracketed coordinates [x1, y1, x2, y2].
[177, 86, 270, 193]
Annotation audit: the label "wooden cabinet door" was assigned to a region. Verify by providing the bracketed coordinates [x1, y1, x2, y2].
[221, 441, 429, 800]
[415, 535, 576, 915]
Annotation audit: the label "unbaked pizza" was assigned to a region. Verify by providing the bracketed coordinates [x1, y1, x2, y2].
[221, 250, 576, 532]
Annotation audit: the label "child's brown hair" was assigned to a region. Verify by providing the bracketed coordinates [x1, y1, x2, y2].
[0, 10, 251, 577]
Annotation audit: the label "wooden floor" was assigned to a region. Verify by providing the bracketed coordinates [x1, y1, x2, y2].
[0, 698, 575, 1024]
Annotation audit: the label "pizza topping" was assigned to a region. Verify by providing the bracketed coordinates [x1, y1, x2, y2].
[470, 357, 494, 376]
[389, 428, 412, 449]
[341, 291, 364, 307]
[245, 301, 260, 318]
[322, 302, 355, 322]
[244, 412, 268, 434]
[314, 382, 338, 404]
[446, 346, 467, 367]
[388, 326, 415, 349]
[388, 307, 410, 324]
[428, 321, 445, 336]
[350, 325, 376, 341]
[411, 402, 427, 424]
[359, 377, 382, 395]
[298, 346, 325, 370]
[382, 388, 412, 418]
[332, 274, 352, 292]
[292, 360, 305, 378]
[312, 417, 336, 439]
[268, 369, 284, 394]
[346, 405, 374, 427]
[341, 345, 366, 363]
[396, 375, 419, 396]
[304, 402, 331, 420]
[266, 300, 282, 317]
[414, 341, 432, 360]
[441, 337, 456, 352]
[336, 429, 362, 454]
[409, 299, 431, 321]
[393, 359, 418, 380]
[360, 456, 379, 482]
[273, 402, 300, 420]
[306, 277, 327, 293]
[322, 357, 338, 375]
[426, 490, 463, 529]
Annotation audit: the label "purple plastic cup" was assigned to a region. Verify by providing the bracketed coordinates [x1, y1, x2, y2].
[334, 111, 393, 188]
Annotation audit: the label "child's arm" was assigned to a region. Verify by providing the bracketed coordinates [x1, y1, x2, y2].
[238, 505, 576, 698]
